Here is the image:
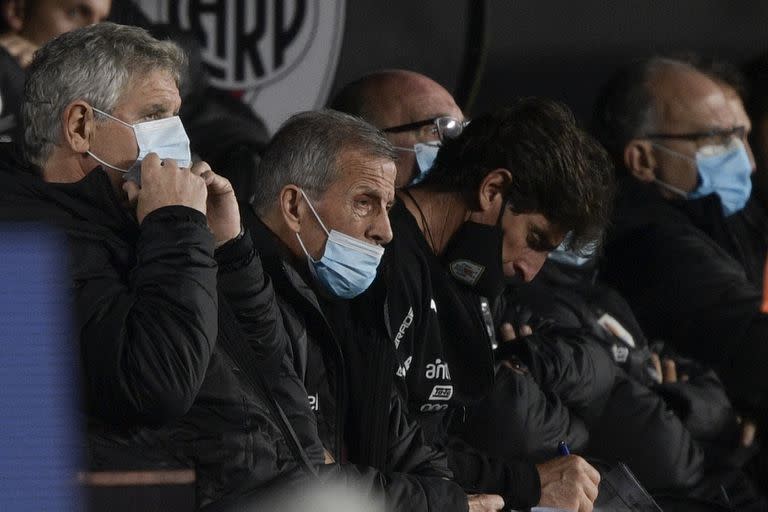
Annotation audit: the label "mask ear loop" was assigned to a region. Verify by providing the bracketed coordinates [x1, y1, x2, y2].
[298, 189, 331, 236]
[295, 189, 331, 264]
[87, 106, 136, 173]
[650, 143, 696, 198]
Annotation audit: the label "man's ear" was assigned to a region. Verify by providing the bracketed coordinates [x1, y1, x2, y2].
[2, 0, 25, 33]
[477, 168, 513, 212]
[61, 100, 93, 154]
[278, 185, 304, 233]
[624, 139, 657, 183]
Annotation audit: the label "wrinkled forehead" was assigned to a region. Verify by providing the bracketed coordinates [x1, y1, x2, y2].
[333, 151, 396, 194]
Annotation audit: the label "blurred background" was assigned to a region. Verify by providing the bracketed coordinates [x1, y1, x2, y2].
[125, 0, 768, 130]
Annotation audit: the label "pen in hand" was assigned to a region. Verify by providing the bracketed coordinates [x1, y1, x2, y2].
[557, 440, 570, 456]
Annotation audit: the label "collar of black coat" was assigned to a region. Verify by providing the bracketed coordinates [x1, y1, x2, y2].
[0, 143, 137, 244]
[243, 206, 326, 308]
[610, 176, 723, 237]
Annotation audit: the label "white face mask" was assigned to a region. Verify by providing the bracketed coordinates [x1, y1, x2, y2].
[87, 107, 192, 182]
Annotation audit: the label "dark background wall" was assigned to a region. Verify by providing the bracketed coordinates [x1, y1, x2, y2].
[330, 0, 768, 124]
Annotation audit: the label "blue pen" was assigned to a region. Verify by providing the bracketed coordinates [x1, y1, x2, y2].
[557, 441, 570, 456]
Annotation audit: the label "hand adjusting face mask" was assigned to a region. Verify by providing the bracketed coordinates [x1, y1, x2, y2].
[652, 138, 752, 216]
[441, 197, 508, 300]
[87, 107, 192, 185]
[295, 189, 385, 299]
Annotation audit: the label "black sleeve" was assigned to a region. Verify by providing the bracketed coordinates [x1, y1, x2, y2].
[215, 229, 323, 463]
[506, 330, 618, 417]
[384, 390, 454, 478]
[444, 436, 541, 510]
[455, 365, 590, 462]
[604, 223, 768, 412]
[587, 371, 706, 490]
[215, 227, 290, 370]
[75, 206, 218, 423]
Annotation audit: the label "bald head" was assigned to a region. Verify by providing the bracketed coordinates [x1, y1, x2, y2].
[616, 58, 747, 198]
[332, 70, 463, 187]
[646, 61, 736, 136]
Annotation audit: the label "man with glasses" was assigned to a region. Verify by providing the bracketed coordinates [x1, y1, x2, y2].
[331, 69, 467, 188]
[337, 76, 611, 510]
[594, 57, 768, 461]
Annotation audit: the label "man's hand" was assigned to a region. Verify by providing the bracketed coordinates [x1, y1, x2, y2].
[536, 455, 600, 512]
[499, 322, 533, 342]
[123, 153, 207, 224]
[190, 161, 241, 246]
[0, 33, 38, 68]
[467, 494, 504, 512]
[650, 353, 688, 384]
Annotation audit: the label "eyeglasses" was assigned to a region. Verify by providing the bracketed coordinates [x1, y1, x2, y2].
[382, 116, 468, 142]
[643, 126, 747, 146]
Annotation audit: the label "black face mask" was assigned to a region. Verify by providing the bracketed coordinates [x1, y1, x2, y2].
[442, 201, 507, 299]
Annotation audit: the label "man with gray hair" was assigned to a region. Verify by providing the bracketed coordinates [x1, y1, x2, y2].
[244, 108, 503, 512]
[0, 22, 468, 511]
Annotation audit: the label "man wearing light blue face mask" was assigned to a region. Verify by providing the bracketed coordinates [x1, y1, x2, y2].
[245, 110, 498, 512]
[331, 69, 467, 188]
[597, 57, 768, 468]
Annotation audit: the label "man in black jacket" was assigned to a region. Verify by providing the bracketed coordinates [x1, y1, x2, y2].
[246, 109, 502, 512]
[593, 57, 768, 429]
[1, 22, 465, 511]
[335, 85, 609, 511]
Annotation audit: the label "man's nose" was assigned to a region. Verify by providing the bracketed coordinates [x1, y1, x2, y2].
[368, 210, 393, 245]
[745, 140, 757, 173]
[519, 252, 548, 283]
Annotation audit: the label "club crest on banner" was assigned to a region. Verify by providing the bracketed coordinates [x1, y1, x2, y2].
[135, 0, 345, 133]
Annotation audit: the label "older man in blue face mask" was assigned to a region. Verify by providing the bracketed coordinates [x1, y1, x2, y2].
[596, 57, 768, 449]
[245, 109, 503, 512]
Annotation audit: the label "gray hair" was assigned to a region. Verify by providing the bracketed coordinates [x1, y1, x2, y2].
[23, 22, 186, 167]
[252, 109, 397, 214]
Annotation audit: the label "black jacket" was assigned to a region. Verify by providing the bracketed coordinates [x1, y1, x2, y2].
[244, 210, 469, 512]
[497, 260, 737, 491]
[726, 194, 768, 288]
[0, 153, 472, 511]
[0, 160, 330, 507]
[356, 201, 542, 509]
[602, 178, 768, 415]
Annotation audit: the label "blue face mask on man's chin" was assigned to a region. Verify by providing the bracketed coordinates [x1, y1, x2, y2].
[294, 189, 384, 299]
[652, 139, 753, 216]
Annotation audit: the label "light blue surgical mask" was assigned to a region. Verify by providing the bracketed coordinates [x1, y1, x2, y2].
[548, 237, 598, 267]
[295, 189, 385, 299]
[653, 139, 752, 216]
[395, 142, 440, 185]
[87, 107, 192, 183]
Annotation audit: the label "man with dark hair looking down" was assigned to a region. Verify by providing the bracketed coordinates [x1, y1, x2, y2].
[338, 80, 611, 509]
